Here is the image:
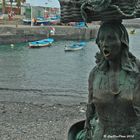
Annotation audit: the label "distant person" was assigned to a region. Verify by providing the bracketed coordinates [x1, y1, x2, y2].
[32, 18, 37, 26]
[8, 11, 12, 21]
[8, 11, 15, 21]
[49, 27, 55, 36]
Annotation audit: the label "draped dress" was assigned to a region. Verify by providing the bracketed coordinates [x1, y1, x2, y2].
[76, 67, 140, 140]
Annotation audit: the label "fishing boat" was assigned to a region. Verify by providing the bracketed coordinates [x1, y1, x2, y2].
[29, 38, 54, 48]
[23, 18, 50, 25]
[23, 16, 60, 26]
[64, 42, 86, 51]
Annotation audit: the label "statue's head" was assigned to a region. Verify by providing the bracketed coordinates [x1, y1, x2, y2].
[95, 21, 139, 73]
[96, 21, 129, 61]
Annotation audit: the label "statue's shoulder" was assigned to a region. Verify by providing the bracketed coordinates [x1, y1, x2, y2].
[88, 66, 98, 81]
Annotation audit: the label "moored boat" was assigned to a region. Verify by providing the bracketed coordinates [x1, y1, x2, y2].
[64, 42, 86, 51]
[29, 38, 54, 48]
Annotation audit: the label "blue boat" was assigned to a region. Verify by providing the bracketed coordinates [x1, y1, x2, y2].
[64, 42, 86, 51]
[75, 22, 86, 28]
[23, 18, 50, 25]
[29, 38, 54, 48]
[23, 17, 60, 26]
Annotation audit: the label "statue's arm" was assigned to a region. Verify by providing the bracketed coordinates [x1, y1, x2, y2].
[134, 78, 140, 107]
[85, 68, 96, 129]
[134, 59, 140, 107]
[134, 73, 140, 107]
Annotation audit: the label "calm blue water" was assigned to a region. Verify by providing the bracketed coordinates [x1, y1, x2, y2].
[0, 29, 140, 104]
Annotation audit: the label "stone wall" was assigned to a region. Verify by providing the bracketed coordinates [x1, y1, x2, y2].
[0, 26, 98, 45]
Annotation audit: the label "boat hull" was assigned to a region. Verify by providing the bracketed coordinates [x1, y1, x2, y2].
[64, 42, 86, 51]
[29, 38, 54, 49]
[64, 46, 84, 51]
[29, 43, 51, 48]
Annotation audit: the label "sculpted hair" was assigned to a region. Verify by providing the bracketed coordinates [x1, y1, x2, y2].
[95, 22, 139, 73]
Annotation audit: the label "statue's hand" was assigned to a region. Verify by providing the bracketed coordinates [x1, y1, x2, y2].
[84, 103, 95, 139]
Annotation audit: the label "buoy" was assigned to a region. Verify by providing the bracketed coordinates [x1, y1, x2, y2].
[10, 44, 14, 48]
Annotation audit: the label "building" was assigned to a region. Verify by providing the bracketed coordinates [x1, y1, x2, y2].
[23, 0, 60, 19]
[0, 0, 60, 19]
[0, 0, 26, 15]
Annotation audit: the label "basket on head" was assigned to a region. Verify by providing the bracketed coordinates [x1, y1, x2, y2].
[59, 0, 140, 22]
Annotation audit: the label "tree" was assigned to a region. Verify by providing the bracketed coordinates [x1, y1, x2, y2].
[2, 0, 6, 14]
[15, 0, 26, 14]
[9, 0, 13, 11]
[21, 0, 26, 3]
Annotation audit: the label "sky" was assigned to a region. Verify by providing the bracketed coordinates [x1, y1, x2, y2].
[26, 0, 60, 8]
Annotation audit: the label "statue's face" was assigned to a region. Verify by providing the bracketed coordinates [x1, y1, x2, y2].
[98, 30, 122, 61]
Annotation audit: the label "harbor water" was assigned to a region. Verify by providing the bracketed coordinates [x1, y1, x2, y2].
[0, 29, 139, 105]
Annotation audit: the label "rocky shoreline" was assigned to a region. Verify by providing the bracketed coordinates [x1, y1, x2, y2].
[0, 101, 86, 140]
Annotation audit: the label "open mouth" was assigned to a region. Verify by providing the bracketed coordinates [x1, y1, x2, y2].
[103, 49, 110, 57]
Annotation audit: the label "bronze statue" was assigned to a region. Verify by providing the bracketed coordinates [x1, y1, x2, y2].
[59, 0, 140, 139]
[75, 21, 140, 140]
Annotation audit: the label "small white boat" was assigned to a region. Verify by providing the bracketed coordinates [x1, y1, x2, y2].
[29, 38, 54, 48]
[64, 42, 86, 51]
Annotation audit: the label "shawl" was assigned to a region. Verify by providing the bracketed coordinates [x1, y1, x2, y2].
[95, 21, 139, 73]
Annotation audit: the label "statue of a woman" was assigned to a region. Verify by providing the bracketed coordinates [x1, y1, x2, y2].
[75, 21, 140, 140]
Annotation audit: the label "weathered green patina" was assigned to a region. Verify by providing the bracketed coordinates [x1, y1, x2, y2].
[68, 22, 140, 140]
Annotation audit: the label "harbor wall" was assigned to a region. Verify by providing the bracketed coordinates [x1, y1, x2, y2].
[0, 26, 99, 45]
